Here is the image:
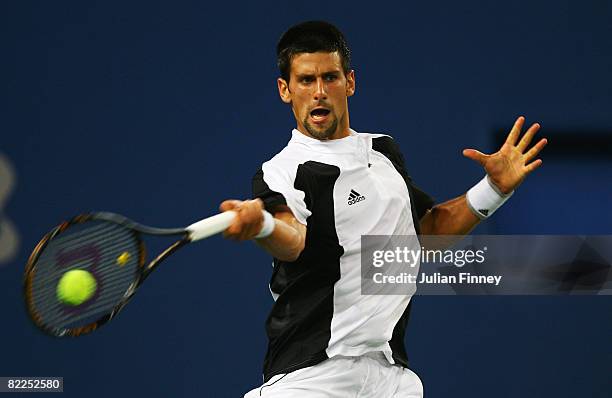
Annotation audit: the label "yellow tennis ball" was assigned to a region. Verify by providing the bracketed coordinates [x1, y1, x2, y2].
[56, 269, 97, 306]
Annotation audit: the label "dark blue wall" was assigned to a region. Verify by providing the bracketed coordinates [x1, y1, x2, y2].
[1, 1, 611, 397]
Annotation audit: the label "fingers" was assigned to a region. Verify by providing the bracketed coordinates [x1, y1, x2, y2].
[220, 200, 242, 212]
[462, 149, 487, 166]
[221, 198, 265, 240]
[524, 159, 543, 175]
[236, 199, 265, 239]
[517, 122, 541, 152]
[523, 138, 548, 162]
[505, 116, 525, 146]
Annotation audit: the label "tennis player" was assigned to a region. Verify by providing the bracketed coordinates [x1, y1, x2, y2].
[221, 21, 547, 397]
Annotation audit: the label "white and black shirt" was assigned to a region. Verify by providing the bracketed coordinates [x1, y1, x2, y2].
[253, 128, 434, 382]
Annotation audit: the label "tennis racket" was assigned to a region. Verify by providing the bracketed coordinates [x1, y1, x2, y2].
[24, 211, 236, 337]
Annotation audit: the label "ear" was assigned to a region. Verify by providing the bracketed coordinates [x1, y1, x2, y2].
[277, 78, 292, 104]
[346, 70, 355, 97]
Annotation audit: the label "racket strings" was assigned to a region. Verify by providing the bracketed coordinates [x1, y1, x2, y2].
[28, 220, 142, 333]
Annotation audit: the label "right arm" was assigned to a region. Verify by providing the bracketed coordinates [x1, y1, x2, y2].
[219, 199, 306, 262]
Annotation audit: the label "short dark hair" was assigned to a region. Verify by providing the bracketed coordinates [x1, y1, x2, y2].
[276, 21, 351, 82]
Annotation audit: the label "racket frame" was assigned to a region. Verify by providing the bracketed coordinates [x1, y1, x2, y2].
[24, 213, 188, 337]
[24, 210, 237, 337]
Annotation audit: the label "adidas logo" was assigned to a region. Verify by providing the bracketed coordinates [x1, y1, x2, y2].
[348, 189, 366, 205]
[478, 209, 489, 216]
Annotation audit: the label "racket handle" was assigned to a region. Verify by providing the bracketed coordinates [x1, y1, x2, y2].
[186, 211, 237, 242]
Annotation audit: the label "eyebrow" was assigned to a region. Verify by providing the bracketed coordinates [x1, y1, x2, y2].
[295, 71, 341, 79]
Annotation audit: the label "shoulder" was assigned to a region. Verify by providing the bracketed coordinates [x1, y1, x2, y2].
[364, 133, 400, 152]
[359, 132, 405, 163]
[258, 148, 298, 182]
[359, 131, 392, 140]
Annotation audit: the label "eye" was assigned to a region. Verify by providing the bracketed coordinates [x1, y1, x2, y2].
[301, 76, 314, 84]
[324, 74, 338, 82]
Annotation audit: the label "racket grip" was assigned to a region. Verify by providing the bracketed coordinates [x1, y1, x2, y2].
[186, 211, 237, 242]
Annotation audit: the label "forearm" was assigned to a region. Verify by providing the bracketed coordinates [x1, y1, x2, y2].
[419, 195, 480, 236]
[255, 211, 306, 262]
[220, 200, 306, 261]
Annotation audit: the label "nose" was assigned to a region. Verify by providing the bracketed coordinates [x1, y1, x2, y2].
[313, 77, 327, 101]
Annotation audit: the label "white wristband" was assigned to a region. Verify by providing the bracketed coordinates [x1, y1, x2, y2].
[254, 210, 275, 239]
[466, 176, 513, 219]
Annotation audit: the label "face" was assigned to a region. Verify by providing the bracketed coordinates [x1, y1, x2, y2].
[278, 51, 355, 140]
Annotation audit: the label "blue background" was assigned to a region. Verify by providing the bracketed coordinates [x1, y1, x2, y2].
[1, 1, 611, 397]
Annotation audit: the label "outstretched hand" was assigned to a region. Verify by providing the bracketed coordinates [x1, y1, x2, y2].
[462, 116, 547, 194]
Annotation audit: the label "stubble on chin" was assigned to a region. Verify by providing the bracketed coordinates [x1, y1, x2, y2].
[303, 117, 339, 140]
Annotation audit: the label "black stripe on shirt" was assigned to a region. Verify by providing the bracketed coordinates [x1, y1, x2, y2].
[261, 161, 344, 382]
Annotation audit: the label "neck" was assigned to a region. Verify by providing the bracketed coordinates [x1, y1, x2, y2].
[299, 128, 351, 140]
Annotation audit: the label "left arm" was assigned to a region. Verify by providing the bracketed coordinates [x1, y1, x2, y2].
[421, 116, 547, 236]
[420, 195, 479, 235]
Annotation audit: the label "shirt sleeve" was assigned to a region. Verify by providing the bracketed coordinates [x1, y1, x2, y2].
[252, 162, 312, 225]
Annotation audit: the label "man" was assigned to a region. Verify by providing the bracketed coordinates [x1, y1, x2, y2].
[221, 21, 547, 397]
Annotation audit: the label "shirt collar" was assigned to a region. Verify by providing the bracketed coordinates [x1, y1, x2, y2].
[289, 128, 360, 153]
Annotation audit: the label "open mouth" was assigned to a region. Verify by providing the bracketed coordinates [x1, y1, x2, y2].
[310, 108, 331, 122]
